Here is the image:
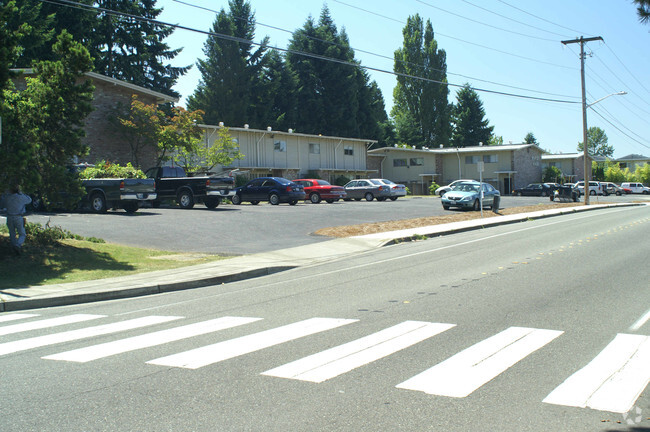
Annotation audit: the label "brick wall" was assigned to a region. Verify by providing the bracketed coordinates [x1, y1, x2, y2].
[513, 147, 543, 189]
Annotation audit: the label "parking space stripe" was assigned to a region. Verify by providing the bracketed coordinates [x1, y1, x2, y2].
[0, 313, 39, 324]
[147, 317, 358, 369]
[0, 316, 182, 356]
[396, 327, 563, 397]
[43, 316, 262, 363]
[543, 333, 650, 413]
[262, 321, 455, 383]
[0, 314, 105, 336]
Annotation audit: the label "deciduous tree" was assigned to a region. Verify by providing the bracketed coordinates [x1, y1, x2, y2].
[577, 126, 613, 157]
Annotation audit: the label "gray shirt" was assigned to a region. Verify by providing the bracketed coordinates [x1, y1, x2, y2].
[0, 192, 32, 216]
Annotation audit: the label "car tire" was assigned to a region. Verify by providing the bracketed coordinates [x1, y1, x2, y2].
[542, 191, 547, 197]
[473, 199, 480, 211]
[250, 200, 259, 205]
[390, 197, 398, 201]
[90, 192, 107, 213]
[289, 200, 298, 205]
[644, 190, 649, 195]
[231, 194, 242, 205]
[616, 191, 622, 196]
[516, 192, 522, 197]
[443, 205, 450, 210]
[269, 193, 280, 205]
[205, 197, 220, 209]
[365, 192, 374, 201]
[309, 193, 321, 204]
[122, 201, 139, 213]
[589, 190, 596, 196]
[326, 199, 335, 203]
[178, 190, 194, 209]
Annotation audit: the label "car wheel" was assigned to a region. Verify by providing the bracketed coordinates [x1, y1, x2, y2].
[231, 194, 242, 205]
[31, 196, 46, 212]
[644, 190, 649, 195]
[542, 191, 547, 197]
[473, 199, 480, 211]
[354, 198, 361, 201]
[205, 197, 220, 209]
[365, 192, 374, 201]
[589, 190, 596, 196]
[492, 196, 500, 212]
[178, 190, 194, 209]
[439, 191, 446, 197]
[616, 191, 622, 196]
[250, 200, 259, 205]
[269, 193, 280, 205]
[90, 192, 107, 213]
[377, 197, 386, 201]
[390, 197, 398, 201]
[289, 200, 298, 205]
[309, 193, 321, 204]
[443, 205, 450, 210]
[326, 199, 335, 203]
[122, 201, 139, 213]
[516, 192, 522, 197]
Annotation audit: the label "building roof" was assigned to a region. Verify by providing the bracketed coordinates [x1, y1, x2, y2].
[369, 143, 541, 156]
[201, 124, 378, 145]
[616, 154, 650, 161]
[11, 69, 178, 104]
[541, 153, 582, 160]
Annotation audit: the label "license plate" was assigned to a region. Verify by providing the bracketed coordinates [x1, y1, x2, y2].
[137, 193, 144, 199]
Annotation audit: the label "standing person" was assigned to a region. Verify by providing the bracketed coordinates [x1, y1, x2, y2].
[0, 184, 32, 255]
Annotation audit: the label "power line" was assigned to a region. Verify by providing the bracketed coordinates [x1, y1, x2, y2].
[332, 0, 574, 70]
[495, 0, 593, 36]
[39, 0, 581, 105]
[173, 0, 579, 100]
[590, 106, 650, 150]
[415, 0, 559, 42]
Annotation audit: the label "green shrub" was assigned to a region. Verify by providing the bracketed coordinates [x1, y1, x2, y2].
[79, 161, 146, 179]
[334, 175, 351, 186]
[428, 182, 440, 195]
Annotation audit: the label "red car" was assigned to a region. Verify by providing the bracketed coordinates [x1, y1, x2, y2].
[293, 179, 347, 203]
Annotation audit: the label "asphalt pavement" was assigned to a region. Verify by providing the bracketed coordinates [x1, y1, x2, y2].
[1, 202, 643, 312]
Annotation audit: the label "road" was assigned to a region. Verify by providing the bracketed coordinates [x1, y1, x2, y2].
[24, 194, 640, 255]
[1, 204, 649, 431]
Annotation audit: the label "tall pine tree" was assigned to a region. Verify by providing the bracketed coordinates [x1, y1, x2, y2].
[450, 84, 494, 148]
[392, 14, 450, 148]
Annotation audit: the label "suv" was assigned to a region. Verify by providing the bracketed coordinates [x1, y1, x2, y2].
[600, 182, 625, 196]
[575, 181, 602, 196]
[621, 182, 650, 194]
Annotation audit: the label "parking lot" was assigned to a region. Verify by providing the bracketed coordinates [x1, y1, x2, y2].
[25, 194, 644, 255]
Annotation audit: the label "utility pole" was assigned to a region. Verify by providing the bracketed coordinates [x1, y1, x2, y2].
[561, 36, 603, 205]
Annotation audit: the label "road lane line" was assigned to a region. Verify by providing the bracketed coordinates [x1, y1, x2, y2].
[43, 316, 262, 363]
[630, 308, 650, 331]
[543, 333, 650, 413]
[0, 316, 182, 356]
[0, 313, 39, 324]
[0, 314, 105, 336]
[147, 317, 357, 369]
[396, 327, 563, 397]
[262, 321, 455, 383]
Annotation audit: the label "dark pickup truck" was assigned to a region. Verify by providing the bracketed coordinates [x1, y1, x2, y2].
[83, 178, 157, 213]
[145, 166, 235, 209]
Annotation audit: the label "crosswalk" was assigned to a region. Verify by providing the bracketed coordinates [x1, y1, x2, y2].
[1, 312, 648, 414]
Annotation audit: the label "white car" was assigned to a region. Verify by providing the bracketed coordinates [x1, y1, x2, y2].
[435, 179, 475, 196]
[373, 179, 407, 201]
[575, 181, 602, 196]
[621, 182, 650, 194]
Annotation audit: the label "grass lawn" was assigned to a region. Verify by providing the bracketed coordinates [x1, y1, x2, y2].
[0, 234, 227, 289]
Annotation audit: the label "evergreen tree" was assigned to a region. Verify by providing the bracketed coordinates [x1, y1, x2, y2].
[450, 84, 494, 147]
[635, 0, 650, 23]
[392, 14, 450, 148]
[524, 132, 538, 145]
[187, 0, 269, 126]
[253, 49, 297, 130]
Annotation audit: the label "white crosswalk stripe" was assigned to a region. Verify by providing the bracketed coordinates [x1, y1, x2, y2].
[396, 326, 563, 397]
[147, 317, 358, 369]
[43, 316, 262, 363]
[543, 333, 650, 413]
[0, 315, 182, 356]
[0, 313, 39, 323]
[262, 321, 455, 383]
[0, 314, 105, 336]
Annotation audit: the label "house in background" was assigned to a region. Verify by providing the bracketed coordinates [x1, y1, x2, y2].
[11, 69, 178, 169]
[616, 154, 650, 171]
[369, 143, 546, 195]
[200, 124, 377, 182]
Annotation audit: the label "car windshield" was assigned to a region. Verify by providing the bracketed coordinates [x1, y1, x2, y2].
[452, 183, 479, 192]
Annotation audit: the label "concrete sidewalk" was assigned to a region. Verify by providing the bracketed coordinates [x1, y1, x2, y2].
[0, 203, 640, 312]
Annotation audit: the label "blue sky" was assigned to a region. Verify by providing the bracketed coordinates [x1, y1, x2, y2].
[158, 0, 650, 158]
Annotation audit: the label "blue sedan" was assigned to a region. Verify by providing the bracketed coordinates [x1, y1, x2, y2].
[231, 177, 305, 205]
[441, 181, 500, 211]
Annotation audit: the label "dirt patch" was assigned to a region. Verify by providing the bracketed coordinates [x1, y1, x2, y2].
[314, 202, 584, 238]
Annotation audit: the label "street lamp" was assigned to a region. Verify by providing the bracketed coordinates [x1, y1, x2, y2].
[581, 91, 627, 205]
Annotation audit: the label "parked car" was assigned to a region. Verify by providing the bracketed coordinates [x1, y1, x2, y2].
[374, 179, 407, 201]
[620, 182, 650, 194]
[231, 177, 305, 205]
[145, 166, 234, 209]
[441, 181, 500, 211]
[435, 179, 475, 196]
[293, 179, 346, 203]
[599, 182, 626, 196]
[343, 179, 391, 201]
[575, 181, 603, 196]
[513, 183, 554, 197]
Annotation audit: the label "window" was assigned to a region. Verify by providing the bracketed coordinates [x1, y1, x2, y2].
[274, 140, 286, 152]
[465, 155, 480, 164]
[483, 154, 498, 163]
[309, 143, 320, 154]
[393, 158, 407, 167]
[344, 146, 354, 156]
[410, 157, 424, 166]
